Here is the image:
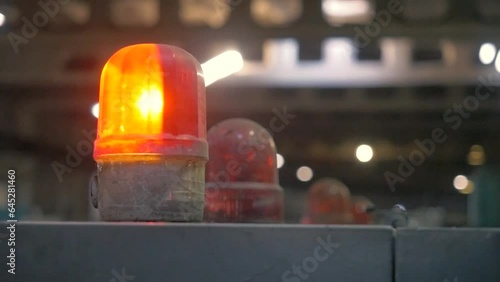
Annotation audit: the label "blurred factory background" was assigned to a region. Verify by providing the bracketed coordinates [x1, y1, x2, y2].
[0, 0, 499, 226]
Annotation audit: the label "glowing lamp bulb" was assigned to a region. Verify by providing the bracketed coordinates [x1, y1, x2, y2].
[204, 119, 284, 223]
[91, 44, 208, 222]
[304, 178, 353, 224]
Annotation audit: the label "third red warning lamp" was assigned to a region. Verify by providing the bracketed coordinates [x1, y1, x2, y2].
[351, 196, 375, 224]
[303, 178, 353, 224]
[204, 118, 284, 223]
[91, 44, 208, 221]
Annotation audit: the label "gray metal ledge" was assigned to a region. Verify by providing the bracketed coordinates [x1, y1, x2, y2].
[395, 228, 500, 282]
[0, 222, 394, 282]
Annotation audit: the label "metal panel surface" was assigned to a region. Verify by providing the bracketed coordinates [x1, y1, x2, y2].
[0, 222, 394, 282]
[395, 228, 500, 282]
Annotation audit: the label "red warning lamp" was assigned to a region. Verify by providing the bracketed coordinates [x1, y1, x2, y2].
[304, 178, 353, 224]
[351, 196, 375, 224]
[204, 118, 284, 223]
[91, 44, 208, 221]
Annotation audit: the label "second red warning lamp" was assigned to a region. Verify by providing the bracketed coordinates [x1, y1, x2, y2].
[204, 119, 284, 223]
[91, 44, 208, 222]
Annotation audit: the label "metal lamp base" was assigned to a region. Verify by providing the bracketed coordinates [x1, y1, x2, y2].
[90, 157, 205, 222]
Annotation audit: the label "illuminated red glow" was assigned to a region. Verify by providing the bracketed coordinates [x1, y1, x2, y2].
[94, 44, 207, 161]
[204, 119, 284, 223]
